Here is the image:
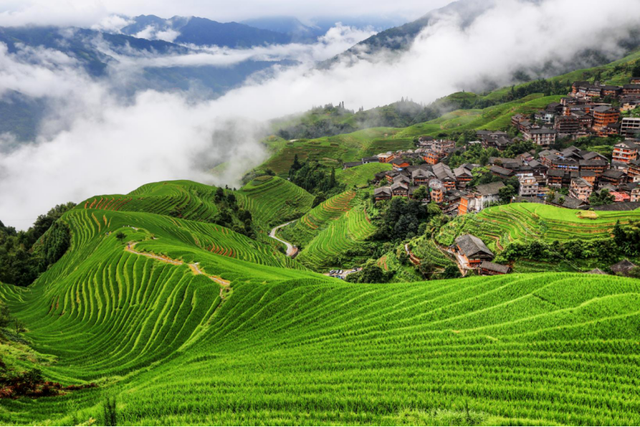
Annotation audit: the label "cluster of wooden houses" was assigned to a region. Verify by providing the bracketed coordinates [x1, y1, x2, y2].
[510, 79, 640, 143]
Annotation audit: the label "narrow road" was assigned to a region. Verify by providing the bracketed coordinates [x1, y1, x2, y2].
[269, 221, 298, 258]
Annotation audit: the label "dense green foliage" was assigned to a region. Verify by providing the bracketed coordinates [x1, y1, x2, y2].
[0, 203, 75, 286]
[288, 156, 344, 196]
[372, 198, 442, 242]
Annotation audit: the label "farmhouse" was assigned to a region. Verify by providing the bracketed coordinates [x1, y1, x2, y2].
[610, 259, 638, 277]
[600, 169, 627, 187]
[453, 166, 473, 188]
[433, 163, 456, 190]
[455, 234, 494, 267]
[411, 168, 433, 185]
[361, 156, 380, 164]
[343, 161, 362, 169]
[475, 181, 505, 210]
[490, 165, 513, 179]
[479, 261, 510, 276]
[374, 187, 392, 201]
[390, 182, 409, 197]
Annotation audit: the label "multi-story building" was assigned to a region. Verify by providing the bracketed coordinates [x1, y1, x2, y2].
[593, 106, 620, 130]
[554, 115, 580, 135]
[524, 128, 557, 146]
[623, 84, 640, 96]
[518, 176, 539, 197]
[612, 141, 640, 164]
[621, 117, 640, 139]
[569, 178, 593, 201]
[432, 139, 456, 153]
[377, 152, 395, 163]
[422, 151, 443, 165]
[428, 179, 444, 204]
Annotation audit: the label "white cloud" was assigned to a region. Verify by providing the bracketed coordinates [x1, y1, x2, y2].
[2, 0, 640, 229]
[91, 14, 132, 32]
[0, 0, 449, 27]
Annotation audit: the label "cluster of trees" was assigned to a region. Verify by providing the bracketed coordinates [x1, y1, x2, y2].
[0, 203, 75, 287]
[345, 259, 393, 284]
[372, 197, 443, 242]
[275, 100, 436, 141]
[207, 188, 256, 239]
[589, 189, 615, 206]
[289, 156, 344, 199]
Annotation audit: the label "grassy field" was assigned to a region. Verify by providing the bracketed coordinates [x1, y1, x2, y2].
[335, 162, 393, 187]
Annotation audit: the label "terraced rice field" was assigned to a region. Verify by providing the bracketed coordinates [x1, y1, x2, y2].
[279, 190, 357, 247]
[4, 252, 640, 425]
[295, 204, 377, 270]
[237, 176, 314, 229]
[335, 163, 392, 187]
[4, 185, 640, 425]
[437, 203, 640, 252]
[409, 236, 458, 270]
[83, 181, 222, 222]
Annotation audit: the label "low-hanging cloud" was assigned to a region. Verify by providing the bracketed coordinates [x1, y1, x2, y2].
[2, 0, 640, 229]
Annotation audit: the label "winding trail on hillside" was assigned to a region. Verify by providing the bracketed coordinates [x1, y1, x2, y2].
[269, 221, 298, 258]
[125, 242, 231, 299]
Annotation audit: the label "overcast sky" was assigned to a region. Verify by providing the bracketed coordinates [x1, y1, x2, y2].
[0, 0, 452, 27]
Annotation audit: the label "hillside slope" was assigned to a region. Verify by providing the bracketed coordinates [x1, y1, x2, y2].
[2, 183, 640, 425]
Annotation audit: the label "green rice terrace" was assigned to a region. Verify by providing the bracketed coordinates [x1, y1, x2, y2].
[279, 190, 378, 271]
[3, 181, 640, 425]
[437, 203, 640, 251]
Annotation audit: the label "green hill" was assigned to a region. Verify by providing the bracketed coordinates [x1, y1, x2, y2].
[1, 181, 640, 424]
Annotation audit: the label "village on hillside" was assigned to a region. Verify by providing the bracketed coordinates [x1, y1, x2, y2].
[338, 78, 640, 277]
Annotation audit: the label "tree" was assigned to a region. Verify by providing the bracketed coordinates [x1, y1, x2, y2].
[413, 186, 428, 202]
[115, 232, 126, 242]
[103, 397, 117, 426]
[589, 189, 614, 206]
[441, 265, 462, 279]
[498, 185, 516, 204]
[214, 187, 225, 202]
[417, 259, 435, 279]
[632, 60, 640, 78]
